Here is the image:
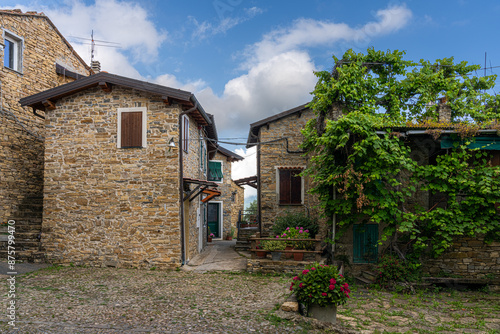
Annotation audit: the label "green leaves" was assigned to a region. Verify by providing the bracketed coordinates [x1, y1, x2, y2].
[303, 48, 500, 258]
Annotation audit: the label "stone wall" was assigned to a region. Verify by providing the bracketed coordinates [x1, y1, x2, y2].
[0, 10, 89, 259]
[422, 236, 500, 279]
[183, 117, 208, 261]
[258, 109, 322, 236]
[247, 258, 326, 275]
[210, 151, 244, 239]
[43, 86, 181, 268]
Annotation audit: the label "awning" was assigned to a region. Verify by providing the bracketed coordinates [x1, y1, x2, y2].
[183, 178, 221, 202]
[234, 175, 258, 189]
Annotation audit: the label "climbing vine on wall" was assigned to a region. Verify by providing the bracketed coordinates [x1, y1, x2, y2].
[302, 48, 500, 257]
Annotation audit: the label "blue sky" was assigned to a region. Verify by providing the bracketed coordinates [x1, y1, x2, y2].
[3, 0, 500, 196]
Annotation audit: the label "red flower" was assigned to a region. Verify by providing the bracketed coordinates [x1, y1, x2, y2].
[321, 293, 327, 297]
[311, 267, 316, 271]
[302, 269, 309, 275]
[309, 294, 312, 298]
[330, 278, 336, 284]
[329, 284, 335, 290]
[299, 283, 303, 288]
[290, 286, 293, 291]
[293, 276, 299, 281]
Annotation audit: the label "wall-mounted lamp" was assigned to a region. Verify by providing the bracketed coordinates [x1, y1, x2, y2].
[169, 138, 176, 147]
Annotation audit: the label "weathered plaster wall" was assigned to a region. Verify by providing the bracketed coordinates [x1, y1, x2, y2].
[257, 110, 322, 236]
[43, 86, 181, 268]
[0, 10, 88, 232]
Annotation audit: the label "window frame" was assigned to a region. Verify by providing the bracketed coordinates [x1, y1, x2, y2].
[208, 160, 223, 183]
[182, 115, 189, 153]
[3, 29, 24, 73]
[276, 167, 304, 205]
[200, 135, 207, 175]
[116, 107, 147, 148]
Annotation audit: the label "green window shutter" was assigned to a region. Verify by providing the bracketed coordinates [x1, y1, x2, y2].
[208, 161, 222, 181]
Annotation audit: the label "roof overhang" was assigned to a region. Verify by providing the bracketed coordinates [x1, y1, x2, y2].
[19, 72, 212, 126]
[246, 103, 310, 148]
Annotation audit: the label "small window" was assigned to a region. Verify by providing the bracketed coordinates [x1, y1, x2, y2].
[117, 108, 147, 148]
[3, 30, 23, 72]
[182, 115, 189, 152]
[200, 137, 207, 174]
[278, 168, 303, 205]
[208, 161, 223, 182]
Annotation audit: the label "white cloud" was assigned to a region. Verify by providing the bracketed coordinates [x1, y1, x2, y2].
[190, 6, 264, 40]
[45, 0, 167, 64]
[243, 5, 412, 69]
[232, 146, 257, 199]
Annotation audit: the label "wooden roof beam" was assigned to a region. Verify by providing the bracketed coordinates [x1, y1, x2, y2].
[42, 99, 56, 110]
[98, 81, 112, 93]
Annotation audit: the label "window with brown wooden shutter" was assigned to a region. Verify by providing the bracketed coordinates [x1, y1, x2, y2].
[117, 107, 147, 148]
[121, 112, 143, 148]
[279, 168, 303, 205]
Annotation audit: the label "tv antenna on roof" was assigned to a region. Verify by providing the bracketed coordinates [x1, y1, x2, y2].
[69, 30, 121, 62]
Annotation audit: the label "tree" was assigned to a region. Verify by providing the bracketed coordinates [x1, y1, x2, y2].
[247, 199, 258, 214]
[302, 48, 500, 257]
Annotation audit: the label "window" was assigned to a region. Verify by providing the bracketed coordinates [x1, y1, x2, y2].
[3, 30, 23, 72]
[200, 137, 207, 175]
[278, 168, 303, 205]
[117, 108, 147, 148]
[208, 161, 223, 182]
[182, 115, 189, 152]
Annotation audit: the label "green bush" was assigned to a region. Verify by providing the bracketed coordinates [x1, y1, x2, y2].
[374, 254, 410, 288]
[272, 212, 319, 237]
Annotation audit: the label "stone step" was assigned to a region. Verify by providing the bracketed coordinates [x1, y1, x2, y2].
[362, 270, 378, 281]
[355, 276, 373, 285]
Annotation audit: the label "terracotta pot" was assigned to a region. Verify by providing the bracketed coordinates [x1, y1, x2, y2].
[256, 251, 266, 258]
[226, 236, 233, 241]
[208, 237, 212, 242]
[308, 304, 337, 324]
[293, 251, 304, 261]
[285, 246, 294, 258]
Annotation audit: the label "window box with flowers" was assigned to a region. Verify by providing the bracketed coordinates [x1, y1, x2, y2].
[290, 262, 350, 324]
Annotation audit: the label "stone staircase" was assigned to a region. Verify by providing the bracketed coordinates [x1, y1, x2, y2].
[0, 196, 45, 262]
[355, 270, 378, 285]
[234, 227, 259, 251]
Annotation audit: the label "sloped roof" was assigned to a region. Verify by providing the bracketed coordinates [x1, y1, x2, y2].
[0, 9, 90, 73]
[216, 145, 244, 162]
[19, 72, 212, 126]
[246, 103, 310, 148]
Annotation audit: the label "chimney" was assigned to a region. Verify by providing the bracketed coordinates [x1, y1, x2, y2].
[91, 60, 101, 73]
[437, 97, 451, 123]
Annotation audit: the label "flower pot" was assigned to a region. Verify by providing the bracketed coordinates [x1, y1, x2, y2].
[271, 251, 282, 261]
[293, 251, 304, 261]
[256, 251, 266, 258]
[285, 246, 294, 258]
[208, 237, 212, 243]
[226, 236, 233, 241]
[308, 304, 337, 324]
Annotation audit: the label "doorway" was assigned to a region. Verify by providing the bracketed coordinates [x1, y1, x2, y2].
[353, 224, 378, 263]
[207, 202, 222, 239]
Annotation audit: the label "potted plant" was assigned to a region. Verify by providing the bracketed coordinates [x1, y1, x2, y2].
[226, 227, 235, 241]
[280, 227, 312, 261]
[289, 262, 349, 324]
[208, 233, 215, 242]
[262, 239, 286, 260]
[255, 243, 267, 258]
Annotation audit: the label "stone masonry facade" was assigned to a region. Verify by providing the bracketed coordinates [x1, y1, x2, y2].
[210, 150, 244, 239]
[43, 86, 182, 269]
[257, 108, 322, 236]
[0, 10, 89, 260]
[422, 236, 500, 279]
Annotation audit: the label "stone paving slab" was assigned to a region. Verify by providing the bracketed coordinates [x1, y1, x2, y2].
[183, 240, 247, 273]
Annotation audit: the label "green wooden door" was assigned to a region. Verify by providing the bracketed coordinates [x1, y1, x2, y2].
[207, 203, 220, 238]
[353, 224, 378, 263]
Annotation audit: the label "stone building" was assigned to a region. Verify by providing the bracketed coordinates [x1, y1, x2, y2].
[20, 72, 242, 268]
[247, 104, 322, 236]
[207, 146, 244, 240]
[0, 9, 91, 260]
[247, 103, 500, 278]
